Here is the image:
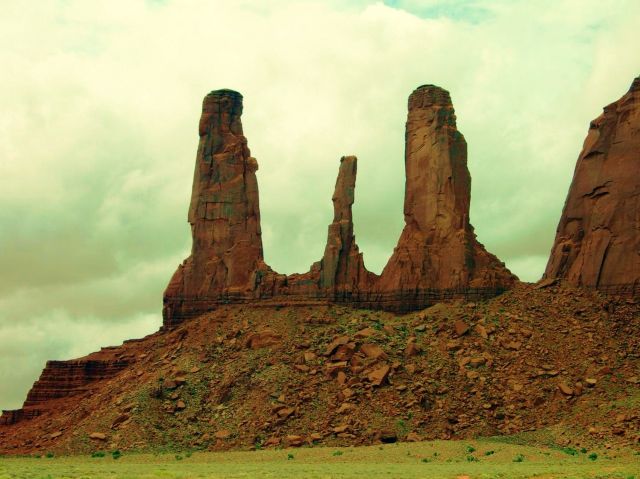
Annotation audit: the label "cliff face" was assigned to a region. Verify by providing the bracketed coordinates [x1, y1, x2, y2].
[0, 354, 131, 426]
[377, 86, 516, 296]
[163, 86, 516, 327]
[23, 359, 131, 406]
[545, 76, 640, 292]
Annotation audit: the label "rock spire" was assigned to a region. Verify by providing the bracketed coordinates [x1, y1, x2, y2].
[319, 156, 374, 295]
[377, 85, 516, 296]
[163, 85, 516, 327]
[163, 90, 271, 324]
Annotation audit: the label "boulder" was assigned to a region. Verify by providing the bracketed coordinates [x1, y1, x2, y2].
[367, 365, 391, 386]
[245, 329, 282, 349]
[360, 343, 387, 360]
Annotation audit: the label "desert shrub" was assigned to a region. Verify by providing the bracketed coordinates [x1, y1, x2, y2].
[396, 419, 409, 436]
[150, 378, 164, 399]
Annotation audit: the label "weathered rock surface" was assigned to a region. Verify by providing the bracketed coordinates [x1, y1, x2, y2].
[24, 359, 130, 406]
[163, 90, 273, 326]
[3, 284, 640, 451]
[0, 408, 41, 426]
[163, 85, 516, 327]
[1, 356, 130, 425]
[318, 156, 376, 296]
[377, 85, 516, 303]
[545, 76, 640, 292]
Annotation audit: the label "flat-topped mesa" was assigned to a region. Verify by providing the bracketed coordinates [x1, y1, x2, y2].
[163, 89, 272, 326]
[377, 85, 516, 302]
[319, 156, 376, 296]
[544, 75, 640, 293]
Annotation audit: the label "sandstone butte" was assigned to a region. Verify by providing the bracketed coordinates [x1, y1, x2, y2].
[162, 85, 517, 327]
[2, 79, 640, 441]
[544, 76, 640, 294]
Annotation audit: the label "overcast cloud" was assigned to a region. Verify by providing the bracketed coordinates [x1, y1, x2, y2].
[0, 0, 638, 409]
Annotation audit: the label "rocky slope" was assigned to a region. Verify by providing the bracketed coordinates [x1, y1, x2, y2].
[545, 76, 640, 292]
[1, 284, 638, 454]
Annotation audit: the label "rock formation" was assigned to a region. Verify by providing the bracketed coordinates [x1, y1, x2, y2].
[5, 285, 640, 449]
[544, 76, 640, 292]
[163, 90, 273, 326]
[163, 85, 516, 327]
[0, 355, 130, 425]
[318, 156, 375, 296]
[377, 85, 516, 303]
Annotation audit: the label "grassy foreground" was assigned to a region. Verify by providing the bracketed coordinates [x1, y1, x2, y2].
[1, 439, 638, 479]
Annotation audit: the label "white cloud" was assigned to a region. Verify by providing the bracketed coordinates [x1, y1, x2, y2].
[0, 0, 638, 408]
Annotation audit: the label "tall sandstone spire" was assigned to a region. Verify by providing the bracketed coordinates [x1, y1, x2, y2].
[163, 85, 516, 327]
[377, 85, 516, 296]
[319, 156, 375, 295]
[163, 90, 271, 324]
[544, 76, 640, 290]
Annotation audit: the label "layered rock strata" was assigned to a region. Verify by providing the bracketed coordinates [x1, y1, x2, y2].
[376, 85, 516, 308]
[163, 86, 516, 327]
[544, 76, 640, 294]
[0, 409, 40, 426]
[1, 357, 130, 425]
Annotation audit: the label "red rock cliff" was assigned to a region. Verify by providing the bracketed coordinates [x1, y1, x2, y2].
[163, 86, 516, 326]
[544, 76, 640, 293]
[0, 354, 130, 426]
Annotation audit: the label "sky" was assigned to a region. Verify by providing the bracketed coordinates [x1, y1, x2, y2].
[0, 0, 638, 410]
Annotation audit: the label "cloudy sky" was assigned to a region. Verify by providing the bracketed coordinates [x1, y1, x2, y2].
[0, 0, 638, 409]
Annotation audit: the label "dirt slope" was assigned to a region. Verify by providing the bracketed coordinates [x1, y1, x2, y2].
[0, 283, 638, 455]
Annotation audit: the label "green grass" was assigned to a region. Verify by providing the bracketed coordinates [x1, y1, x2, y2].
[0, 439, 638, 478]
